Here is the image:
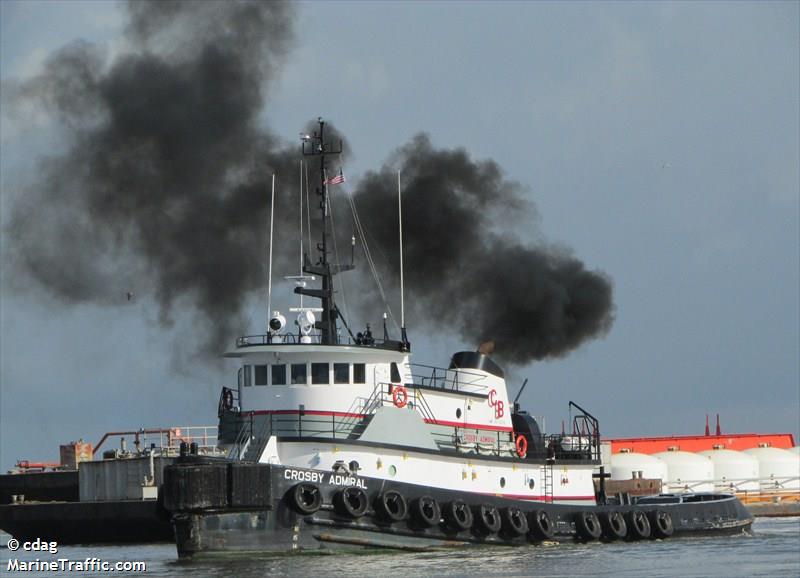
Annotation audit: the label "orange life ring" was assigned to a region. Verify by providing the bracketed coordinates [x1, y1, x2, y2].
[392, 385, 408, 408]
[515, 434, 528, 458]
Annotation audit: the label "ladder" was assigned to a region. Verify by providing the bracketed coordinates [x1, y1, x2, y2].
[541, 463, 554, 504]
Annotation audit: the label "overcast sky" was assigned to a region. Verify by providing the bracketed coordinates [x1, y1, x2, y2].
[1, 1, 798, 469]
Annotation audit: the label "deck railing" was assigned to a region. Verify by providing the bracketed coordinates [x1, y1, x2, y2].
[94, 426, 220, 456]
[662, 475, 800, 494]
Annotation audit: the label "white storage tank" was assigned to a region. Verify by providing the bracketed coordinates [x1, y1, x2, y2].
[789, 446, 800, 455]
[609, 451, 667, 482]
[743, 446, 800, 491]
[653, 449, 715, 493]
[698, 448, 759, 493]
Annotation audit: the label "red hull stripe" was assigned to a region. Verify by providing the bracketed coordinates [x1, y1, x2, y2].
[244, 410, 513, 432]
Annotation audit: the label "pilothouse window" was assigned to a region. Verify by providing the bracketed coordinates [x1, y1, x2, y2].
[334, 363, 349, 384]
[271, 364, 286, 386]
[291, 364, 307, 385]
[353, 363, 366, 384]
[312, 363, 329, 385]
[243, 365, 252, 387]
[254, 365, 269, 386]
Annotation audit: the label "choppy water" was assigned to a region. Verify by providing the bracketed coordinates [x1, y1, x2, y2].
[2, 517, 799, 577]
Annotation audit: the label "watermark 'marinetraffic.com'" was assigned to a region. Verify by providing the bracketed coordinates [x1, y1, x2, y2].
[5, 537, 147, 573]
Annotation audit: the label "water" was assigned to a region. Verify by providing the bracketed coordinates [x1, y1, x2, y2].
[2, 517, 798, 577]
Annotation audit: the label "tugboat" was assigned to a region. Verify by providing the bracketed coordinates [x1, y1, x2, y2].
[163, 119, 753, 556]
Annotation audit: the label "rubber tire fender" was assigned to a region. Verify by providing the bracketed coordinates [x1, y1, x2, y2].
[374, 490, 407, 523]
[288, 483, 322, 515]
[625, 509, 651, 540]
[528, 509, 555, 542]
[501, 506, 529, 537]
[473, 503, 502, 535]
[647, 510, 674, 539]
[575, 511, 602, 541]
[443, 500, 473, 531]
[333, 486, 368, 518]
[410, 495, 441, 528]
[600, 510, 627, 541]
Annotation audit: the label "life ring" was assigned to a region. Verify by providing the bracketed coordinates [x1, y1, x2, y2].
[374, 490, 407, 523]
[223, 388, 234, 410]
[647, 510, 674, 538]
[392, 385, 408, 408]
[515, 435, 528, 458]
[333, 486, 368, 518]
[575, 511, 602, 541]
[288, 483, 322, 515]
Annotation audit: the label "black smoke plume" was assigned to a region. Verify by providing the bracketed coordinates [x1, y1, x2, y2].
[5, 1, 306, 354]
[350, 134, 614, 364]
[6, 1, 613, 363]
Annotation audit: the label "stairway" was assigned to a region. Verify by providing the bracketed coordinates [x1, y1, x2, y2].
[347, 415, 374, 439]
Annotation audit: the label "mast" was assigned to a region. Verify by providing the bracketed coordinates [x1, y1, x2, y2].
[266, 174, 275, 328]
[295, 118, 351, 344]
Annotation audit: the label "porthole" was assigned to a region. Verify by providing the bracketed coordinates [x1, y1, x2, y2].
[528, 479, 535, 489]
[388, 465, 397, 477]
[500, 477, 506, 488]
[456, 408, 462, 418]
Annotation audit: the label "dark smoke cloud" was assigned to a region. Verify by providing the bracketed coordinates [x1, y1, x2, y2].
[350, 134, 614, 363]
[6, 1, 304, 353]
[6, 1, 613, 363]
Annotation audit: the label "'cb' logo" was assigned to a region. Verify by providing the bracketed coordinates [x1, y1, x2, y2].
[488, 389, 504, 419]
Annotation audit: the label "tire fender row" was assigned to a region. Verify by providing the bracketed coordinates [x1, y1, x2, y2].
[286, 483, 673, 544]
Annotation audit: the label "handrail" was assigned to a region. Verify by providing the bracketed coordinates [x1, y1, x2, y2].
[664, 475, 800, 491]
[95, 426, 219, 454]
[406, 363, 490, 393]
[235, 333, 407, 351]
[410, 388, 436, 423]
[568, 400, 600, 461]
[227, 420, 252, 461]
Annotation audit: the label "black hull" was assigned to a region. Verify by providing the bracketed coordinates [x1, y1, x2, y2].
[163, 459, 753, 558]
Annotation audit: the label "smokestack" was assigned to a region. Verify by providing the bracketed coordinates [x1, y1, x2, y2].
[715, 414, 721, 436]
[705, 414, 710, 436]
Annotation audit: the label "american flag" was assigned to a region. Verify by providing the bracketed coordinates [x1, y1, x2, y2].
[324, 172, 346, 186]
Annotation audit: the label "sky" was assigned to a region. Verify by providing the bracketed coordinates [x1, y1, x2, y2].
[1, 1, 798, 469]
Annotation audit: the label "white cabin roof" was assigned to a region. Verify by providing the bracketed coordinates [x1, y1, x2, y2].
[224, 343, 409, 360]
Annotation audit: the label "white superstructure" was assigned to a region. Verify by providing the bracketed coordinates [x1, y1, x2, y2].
[215, 118, 602, 506]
